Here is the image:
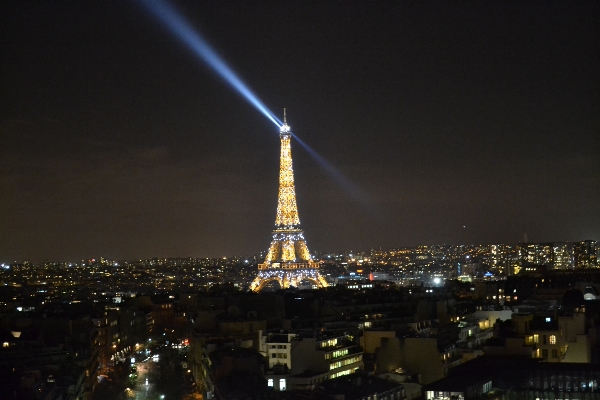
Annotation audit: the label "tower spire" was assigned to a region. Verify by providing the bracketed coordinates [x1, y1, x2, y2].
[280, 108, 290, 133]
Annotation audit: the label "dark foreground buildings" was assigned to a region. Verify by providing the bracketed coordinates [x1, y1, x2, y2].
[425, 355, 600, 400]
[2, 253, 600, 400]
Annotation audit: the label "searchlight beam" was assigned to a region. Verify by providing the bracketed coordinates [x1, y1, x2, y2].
[142, 2, 371, 208]
[143, 1, 282, 128]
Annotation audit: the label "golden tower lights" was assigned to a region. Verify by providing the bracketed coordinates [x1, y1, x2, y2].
[249, 110, 328, 292]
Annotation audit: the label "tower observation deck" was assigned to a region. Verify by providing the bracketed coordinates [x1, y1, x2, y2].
[249, 110, 328, 292]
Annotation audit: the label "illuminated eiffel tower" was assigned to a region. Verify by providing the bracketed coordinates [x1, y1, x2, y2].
[249, 110, 328, 292]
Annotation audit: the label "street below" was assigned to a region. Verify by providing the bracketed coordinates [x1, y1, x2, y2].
[95, 342, 198, 400]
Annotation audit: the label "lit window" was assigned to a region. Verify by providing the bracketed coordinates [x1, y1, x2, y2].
[268, 379, 273, 387]
[280, 379, 286, 391]
[483, 381, 492, 393]
[550, 335, 556, 345]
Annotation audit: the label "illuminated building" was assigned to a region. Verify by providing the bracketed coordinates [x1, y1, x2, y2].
[517, 242, 575, 270]
[258, 330, 363, 390]
[489, 244, 508, 272]
[551, 242, 572, 269]
[574, 240, 598, 269]
[518, 243, 553, 266]
[482, 310, 590, 363]
[249, 111, 328, 291]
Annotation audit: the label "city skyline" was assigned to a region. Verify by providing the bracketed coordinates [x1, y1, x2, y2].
[1, 2, 599, 262]
[2, 239, 597, 268]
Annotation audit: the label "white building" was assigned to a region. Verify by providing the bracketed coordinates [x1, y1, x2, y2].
[259, 330, 363, 390]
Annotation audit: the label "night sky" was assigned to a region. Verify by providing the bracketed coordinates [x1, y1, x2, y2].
[1, 2, 599, 262]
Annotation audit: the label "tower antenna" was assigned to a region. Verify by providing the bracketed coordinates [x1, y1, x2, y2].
[283, 108, 287, 124]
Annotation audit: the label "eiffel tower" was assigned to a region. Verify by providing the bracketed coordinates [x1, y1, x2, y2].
[249, 110, 328, 292]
